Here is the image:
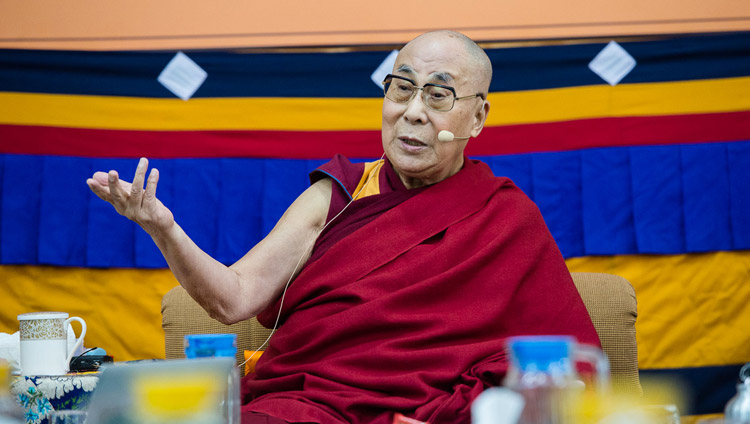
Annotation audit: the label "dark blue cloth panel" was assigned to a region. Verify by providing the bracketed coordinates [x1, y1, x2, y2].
[85, 159, 138, 268]
[3, 32, 750, 97]
[488, 32, 750, 91]
[620, 32, 750, 85]
[680, 143, 732, 252]
[197, 51, 387, 98]
[483, 154, 533, 200]
[530, 151, 584, 258]
[640, 364, 745, 415]
[487, 43, 606, 93]
[134, 159, 173, 268]
[580, 148, 637, 255]
[171, 159, 220, 259]
[37, 157, 90, 266]
[630, 146, 684, 253]
[1, 155, 42, 263]
[728, 140, 750, 249]
[214, 159, 265, 265]
[0, 49, 390, 98]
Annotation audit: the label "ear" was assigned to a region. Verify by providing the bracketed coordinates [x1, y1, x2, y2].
[470, 100, 490, 138]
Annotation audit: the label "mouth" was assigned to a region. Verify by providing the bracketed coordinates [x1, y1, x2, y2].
[399, 136, 427, 147]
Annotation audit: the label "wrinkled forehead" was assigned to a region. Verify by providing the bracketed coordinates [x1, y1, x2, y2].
[392, 36, 472, 86]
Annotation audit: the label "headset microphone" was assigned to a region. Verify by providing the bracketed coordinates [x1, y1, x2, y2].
[437, 130, 471, 142]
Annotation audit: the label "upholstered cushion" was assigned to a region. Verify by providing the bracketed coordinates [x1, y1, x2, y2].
[161, 285, 273, 365]
[571, 272, 641, 396]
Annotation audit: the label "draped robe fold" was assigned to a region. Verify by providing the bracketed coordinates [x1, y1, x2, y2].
[242, 156, 599, 424]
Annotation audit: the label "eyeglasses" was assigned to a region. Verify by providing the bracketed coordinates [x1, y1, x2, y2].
[382, 74, 484, 112]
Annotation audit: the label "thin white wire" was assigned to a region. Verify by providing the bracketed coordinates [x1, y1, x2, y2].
[239, 153, 386, 370]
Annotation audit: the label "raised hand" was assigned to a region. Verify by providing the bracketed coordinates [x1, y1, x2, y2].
[86, 157, 174, 236]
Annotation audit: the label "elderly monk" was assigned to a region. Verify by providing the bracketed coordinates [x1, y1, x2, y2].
[87, 30, 599, 424]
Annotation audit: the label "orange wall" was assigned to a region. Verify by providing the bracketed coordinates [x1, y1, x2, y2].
[1, 0, 749, 50]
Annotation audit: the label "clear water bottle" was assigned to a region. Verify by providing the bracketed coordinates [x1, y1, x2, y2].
[725, 363, 750, 424]
[184, 334, 240, 424]
[503, 336, 610, 424]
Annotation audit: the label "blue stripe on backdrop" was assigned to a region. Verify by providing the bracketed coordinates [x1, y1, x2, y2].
[38, 156, 91, 266]
[640, 364, 746, 415]
[215, 158, 265, 263]
[631, 146, 683, 253]
[581, 148, 638, 255]
[682, 144, 732, 252]
[1, 32, 749, 97]
[530, 151, 585, 259]
[172, 159, 220, 260]
[1, 155, 43, 264]
[484, 154, 533, 197]
[1, 140, 749, 268]
[729, 142, 750, 249]
[86, 159, 138, 268]
[0, 157, 3, 261]
[260, 159, 327, 237]
[485, 141, 750, 258]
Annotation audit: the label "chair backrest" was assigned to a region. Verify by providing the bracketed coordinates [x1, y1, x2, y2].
[571, 271, 642, 396]
[163, 272, 641, 395]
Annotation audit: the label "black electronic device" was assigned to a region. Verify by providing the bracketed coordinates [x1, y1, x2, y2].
[69, 355, 113, 372]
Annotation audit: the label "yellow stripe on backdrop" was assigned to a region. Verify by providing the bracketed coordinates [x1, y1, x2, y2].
[1, 76, 749, 131]
[488, 76, 750, 127]
[566, 250, 750, 370]
[0, 265, 178, 362]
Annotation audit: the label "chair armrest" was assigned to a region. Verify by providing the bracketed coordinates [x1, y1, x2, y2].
[572, 272, 642, 396]
[161, 285, 274, 366]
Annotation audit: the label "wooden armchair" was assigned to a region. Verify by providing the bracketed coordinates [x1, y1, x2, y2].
[162, 271, 641, 395]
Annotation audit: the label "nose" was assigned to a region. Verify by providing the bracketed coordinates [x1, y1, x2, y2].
[402, 88, 429, 124]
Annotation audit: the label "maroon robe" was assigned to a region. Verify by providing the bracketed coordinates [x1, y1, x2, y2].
[241, 156, 599, 424]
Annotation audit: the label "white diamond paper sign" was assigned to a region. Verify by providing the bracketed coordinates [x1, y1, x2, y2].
[588, 41, 636, 86]
[158, 52, 207, 101]
[371, 50, 399, 88]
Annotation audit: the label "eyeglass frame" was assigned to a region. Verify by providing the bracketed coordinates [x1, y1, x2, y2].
[381, 74, 485, 112]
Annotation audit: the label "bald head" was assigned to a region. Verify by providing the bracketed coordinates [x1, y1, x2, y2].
[401, 30, 493, 95]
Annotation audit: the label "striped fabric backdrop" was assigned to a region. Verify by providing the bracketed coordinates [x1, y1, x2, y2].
[0, 31, 748, 414]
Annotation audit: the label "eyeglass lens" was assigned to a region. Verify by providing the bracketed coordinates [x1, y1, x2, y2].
[384, 77, 455, 112]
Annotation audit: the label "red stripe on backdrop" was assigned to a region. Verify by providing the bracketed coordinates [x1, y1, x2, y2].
[0, 126, 381, 159]
[468, 110, 750, 156]
[1, 110, 749, 159]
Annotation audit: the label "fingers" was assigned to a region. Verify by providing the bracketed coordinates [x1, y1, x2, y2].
[91, 171, 110, 185]
[107, 170, 125, 203]
[86, 177, 110, 202]
[144, 167, 160, 201]
[131, 157, 148, 197]
[88, 158, 156, 221]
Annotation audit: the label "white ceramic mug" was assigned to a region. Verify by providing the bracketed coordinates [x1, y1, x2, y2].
[18, 312, 87, 375]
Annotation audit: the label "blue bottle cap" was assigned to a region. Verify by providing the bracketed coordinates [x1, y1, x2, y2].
[184, 334, 237, 359]
[507, 336, 575, 372]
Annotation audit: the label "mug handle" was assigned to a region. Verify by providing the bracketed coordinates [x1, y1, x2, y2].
[64, 316, 87, 371]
